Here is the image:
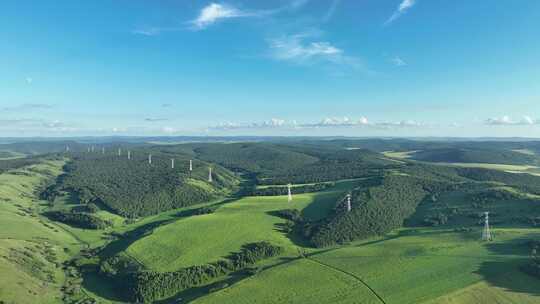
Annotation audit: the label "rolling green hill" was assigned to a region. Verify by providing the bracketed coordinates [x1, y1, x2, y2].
[46, 152, 240, 218]
[3, 139, 540, 304]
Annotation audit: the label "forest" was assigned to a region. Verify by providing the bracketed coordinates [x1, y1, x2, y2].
[46, 152, 239, 217]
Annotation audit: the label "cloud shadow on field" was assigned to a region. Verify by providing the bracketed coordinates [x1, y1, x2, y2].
[475, 234, 540, 297]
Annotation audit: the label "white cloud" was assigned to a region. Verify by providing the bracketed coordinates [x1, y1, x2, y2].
[270, 35, 341, 61]
[268, 33, 361, 68]
[161, 127, 177, 134]
[385, 0, 416, 25]
[26, 77, 33, 84]
[211, 116, 429, 131]
[301, 117, 369, 127]
[485, 115, 539, 126]
[212, 118, 290, 130]
[390, 56, 407, 67]
[191, 3, 254, 30]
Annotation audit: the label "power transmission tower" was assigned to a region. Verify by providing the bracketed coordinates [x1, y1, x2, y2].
[287, 184, 292, 202]
[482, 212, 492, 241]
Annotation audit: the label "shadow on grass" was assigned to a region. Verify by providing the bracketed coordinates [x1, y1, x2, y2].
[87, 197, 241, 302]
[475, 233, 540, 297]
[156, 271, 250, 304]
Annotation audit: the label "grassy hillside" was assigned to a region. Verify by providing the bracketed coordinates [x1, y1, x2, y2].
[125, 180, 359, 272]
[195, 228, 540, 304]
[0, 159, 82, 304]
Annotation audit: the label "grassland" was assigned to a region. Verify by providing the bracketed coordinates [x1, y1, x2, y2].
[3, 148, 540, 304]
[0, 160, 82, 304]
[125, 180, 359, 271]
[382, 150, 419, 159]
[195, 228, 540, 304]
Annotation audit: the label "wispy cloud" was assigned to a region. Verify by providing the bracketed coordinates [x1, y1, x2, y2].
[161, 103, 173, 108]
[145, 118, 169, 122]
[390, 56, 407, 66]
[385, 0, 416, 26]
[323, 0, 340, 22]
[190, 3, 256, 30]
[2, 103, 54, 112]
[485, 115, 539, 126]
[267, 33, 361, 69]
[0, 118, 76, 132]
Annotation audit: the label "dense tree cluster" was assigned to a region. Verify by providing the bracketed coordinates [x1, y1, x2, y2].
[522, 240, 540, 279]
[456, 168, 540, 195]
[411, 148, 538, 165]
[112, 242, 284, 303]
[50, 153, 238, 217]
[44, 210, 112, 229]
[190, 143, 319, 173]
[307, 175, 440, 247]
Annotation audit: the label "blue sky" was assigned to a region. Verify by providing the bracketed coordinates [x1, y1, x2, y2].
[1, 0, 539, 137]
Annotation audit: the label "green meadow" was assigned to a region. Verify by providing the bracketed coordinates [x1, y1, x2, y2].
[195, 228, 540, 304]
[125, 181, 357, 271]
[0, 160, 81, 304]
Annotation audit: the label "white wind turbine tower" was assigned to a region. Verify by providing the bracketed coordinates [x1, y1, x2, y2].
[148, 154, 152, 165]
[171, 158, 175, 169]
[65, 145, 70, 152]
[189, 160, 193, 172]
[346, 193, 352, 212]
[482, 212, 492, 241]
[91, 146, 95, 152]
[208, 167, 213, 182]
[87, 147, 91, 153]
[287, 184, 293, 203]
[118, 148, 122, 156]
[102, 147, 105, 154]
[127, 150, 131, 160]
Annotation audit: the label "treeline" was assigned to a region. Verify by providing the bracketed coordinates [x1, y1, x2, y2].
[248, 182, 335, 196]
[49, 153, 238, 217]
[0, 156, 44, 174]
[306, 174, 449, 247]
[44, 210, 112, 229]
[456, 167, 540, 195]
[103, 242, 283, 303]
[190, 143, 319, 173]
[258, 149, 396, 185]
[522, 240, 540, 279]
[411, 148, 538, 166]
